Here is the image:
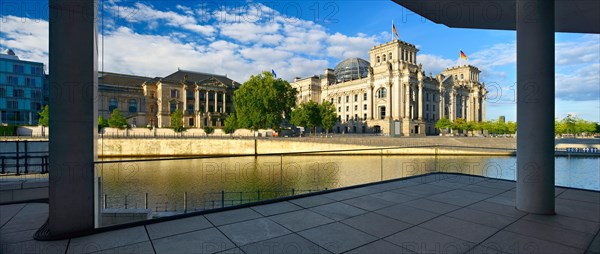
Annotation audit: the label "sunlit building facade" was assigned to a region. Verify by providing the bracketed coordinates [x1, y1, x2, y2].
[98, 69, 240, 128]
[291, 40, 487, 136]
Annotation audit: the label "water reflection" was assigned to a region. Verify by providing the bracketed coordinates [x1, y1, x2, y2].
[98, 155, 598, 218]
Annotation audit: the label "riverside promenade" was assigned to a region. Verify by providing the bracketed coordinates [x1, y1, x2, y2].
[1, 173, 599, 254]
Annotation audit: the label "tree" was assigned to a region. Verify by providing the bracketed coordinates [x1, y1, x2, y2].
[454, 118, 467, 132]
[435, 118, 452, 132]
[203, 126, 214, 135]
[98, 115, 109, 130]
[290, 101, 321, 135]
[108, 109, 128, 129]
[170, 109, 185, 132]
[223, 114, 238, 135]
[38, 105, 49, 127]
[507, 121, 517, 134]
[234, 71, 297, 131]
[320, 101, 338, 134]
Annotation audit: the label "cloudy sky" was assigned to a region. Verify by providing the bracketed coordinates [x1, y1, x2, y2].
[0, 0, 598, 122]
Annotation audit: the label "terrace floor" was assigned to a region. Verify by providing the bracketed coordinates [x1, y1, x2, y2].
[1, 173, 599, 254]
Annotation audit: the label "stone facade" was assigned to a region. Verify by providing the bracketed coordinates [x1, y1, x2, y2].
[98, 69, 240, 128]
[291, 40, 486, 136]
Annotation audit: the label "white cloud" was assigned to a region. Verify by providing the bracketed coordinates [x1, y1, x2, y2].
[556, 34, 600, 66]
[556, 63, 600, 101]
[0, 15, 49, 68]
[110, 2, 215, 37]
[417, 54, 455, 76]
[326, 33, 379, 59]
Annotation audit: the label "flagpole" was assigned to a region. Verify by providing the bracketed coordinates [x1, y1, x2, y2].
[392, 20, 394, 42]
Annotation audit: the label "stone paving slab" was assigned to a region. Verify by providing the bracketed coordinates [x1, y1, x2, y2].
[1, 173, 600, 254]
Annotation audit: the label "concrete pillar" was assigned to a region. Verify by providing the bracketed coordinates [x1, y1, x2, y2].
[205, 90, 209, 113]
[417, 84, 423, 120]
[46, 0, 98, 238]
[399, 83, 405, 118]
[481, 95, 486, 121]
[516, 0, 555, 215]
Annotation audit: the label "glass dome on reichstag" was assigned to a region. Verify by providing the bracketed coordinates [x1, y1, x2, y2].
[334, 57, 370, 83]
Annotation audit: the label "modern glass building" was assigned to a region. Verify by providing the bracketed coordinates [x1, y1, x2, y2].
[0, 49, 46, 125]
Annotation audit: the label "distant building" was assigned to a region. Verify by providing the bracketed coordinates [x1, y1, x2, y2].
[499, 116, 506, 123]
[98, 69, 240, 128]
[0, 49, 46, 125]
[291, 40, 487, 136]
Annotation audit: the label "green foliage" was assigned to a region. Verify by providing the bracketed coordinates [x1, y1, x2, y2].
[454, 118, 467, 131]
[0, 126, 16, 136]
[234, 71, 297, 131]
[290, 101, 321, 133]
[435, 117, 452, 131]
[108, 109, 129, 129]
[319, 100, 338, 133]
[506, 121, 517, 134]
[223, 114, 238, 134]
[98, 116, 109, 130]
[170, 109, 185, 132]
[554, 114, 598, 136]
[38, 105, 49, 127]
[203, 126, 214, 135]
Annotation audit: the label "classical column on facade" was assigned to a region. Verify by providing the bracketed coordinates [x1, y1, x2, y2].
[481, 94, 486, 121]
[474, 95, 480, 122]
[222, 92, 226, 113]
[214, 91, 218, 113]
[205, 90, 209, 113]
[387, 83, 393, 120]
[449, 90, 456, 121]
[182, 86, 187, 115]
[194, 87, 200, 113]
[404, 84, 410, 119]
[417, 83, 423, 120]
[465, 95, 471, 122]
[439, 88, 444, 119]
[399, 82, 405, 119]
[368, 86, 374, 120]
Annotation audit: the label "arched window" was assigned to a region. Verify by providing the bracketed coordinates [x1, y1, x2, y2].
[377, 56, 380, 63]
[128, 99, 137, 113]
[109, 98, 118, 112]
[376, 88, 387, 98]
[389, 53, 392, 60]
[383, 54, 386, 61]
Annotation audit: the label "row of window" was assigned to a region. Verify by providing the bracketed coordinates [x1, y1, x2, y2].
[171, 89, 230, 101]
[4, 76, 41, 86]
[108, 98, 138, 113]
[3, 101, 42, 111]
[0, 87, 43, 99]
[7, 64, 44, 75]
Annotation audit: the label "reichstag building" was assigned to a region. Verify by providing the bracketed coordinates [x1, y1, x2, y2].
[291, 39, 487, 136]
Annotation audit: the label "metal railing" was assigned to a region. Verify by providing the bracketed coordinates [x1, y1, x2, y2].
[102, 188, 322, 213]
[0, 140, 48, 175]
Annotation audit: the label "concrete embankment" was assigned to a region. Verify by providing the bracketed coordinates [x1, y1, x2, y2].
[97, 137, 518, 157]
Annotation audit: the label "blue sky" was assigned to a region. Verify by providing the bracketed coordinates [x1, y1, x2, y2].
[1, 0, 598, 122]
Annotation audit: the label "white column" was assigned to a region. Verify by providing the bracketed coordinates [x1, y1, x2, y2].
[404, 84, 410, 119]
[368, 86, 374, 120]
[47, 0, 98, 238]
[516, 0, 555, 215]
[385, 83, 392, 119]
[222, 92, 226, 113]
[481, 95, 486, 121]
[213, 91, 218, 113]
[417, 84, 423, 120]
[440, 89, 445, 119]
[194, 88, 199, 112]
[205, 90, 209, 113]
[449, 91, 455, 121]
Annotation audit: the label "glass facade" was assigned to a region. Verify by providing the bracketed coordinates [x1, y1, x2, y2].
[333, 58, 370, 83]
[0, 51, 46, 125]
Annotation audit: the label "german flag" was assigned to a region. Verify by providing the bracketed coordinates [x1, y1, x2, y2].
[392, 23, 399, 39]
[460, 50, 468, 60]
